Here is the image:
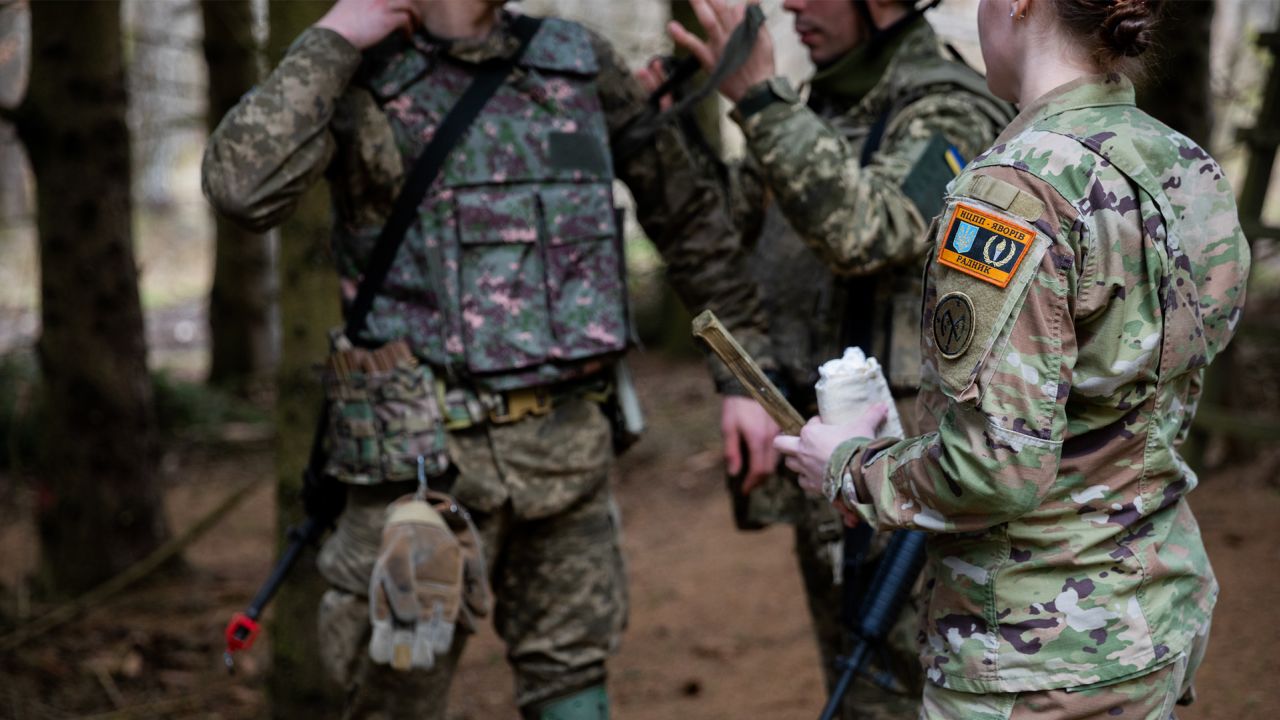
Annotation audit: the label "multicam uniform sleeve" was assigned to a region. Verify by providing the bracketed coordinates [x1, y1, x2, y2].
[826, 167, 1080, 533]
[587, 31, 775, 374]
[735, 86, 1002, 276]
[202, 28, 363, 233]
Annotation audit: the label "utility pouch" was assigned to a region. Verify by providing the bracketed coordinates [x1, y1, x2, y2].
[322, 337, 450, 485]
[368, 491, 491, 672]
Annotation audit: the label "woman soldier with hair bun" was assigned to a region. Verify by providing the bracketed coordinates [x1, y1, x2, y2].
[775, 0, 1250, 717]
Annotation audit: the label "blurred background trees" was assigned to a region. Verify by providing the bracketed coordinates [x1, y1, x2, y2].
[1, 0, 1278, 716]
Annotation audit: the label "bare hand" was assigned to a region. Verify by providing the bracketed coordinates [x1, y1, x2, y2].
[315, 0, 422, 50]
[773, 404, 889, 496]
[634, 58, 673, 111]
[721, 396, 782, 493]
[666, 0, 776, 104]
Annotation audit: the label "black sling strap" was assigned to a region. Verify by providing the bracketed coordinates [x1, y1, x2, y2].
[344, 14, 544, 342]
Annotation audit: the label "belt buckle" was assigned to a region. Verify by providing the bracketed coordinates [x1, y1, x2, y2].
[489, 387, 553, 424]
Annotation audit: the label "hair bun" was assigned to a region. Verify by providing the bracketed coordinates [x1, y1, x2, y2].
[1101, 0, 1156, 57]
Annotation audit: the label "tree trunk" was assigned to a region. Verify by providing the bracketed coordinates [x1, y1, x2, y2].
[202, 0, 276, 395]
[265, 1, 343, 715]
[20, 0, 169, 596]
[1136, 0, 1215, 147]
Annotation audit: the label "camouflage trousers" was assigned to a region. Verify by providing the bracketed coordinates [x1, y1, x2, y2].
[316, 397, 627, 718]
[919, 626, 1210, 720]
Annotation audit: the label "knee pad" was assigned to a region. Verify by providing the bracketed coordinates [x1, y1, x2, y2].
[523, 685, 609, 720]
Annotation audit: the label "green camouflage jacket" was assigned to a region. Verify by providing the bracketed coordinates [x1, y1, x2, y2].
[827, 75, 1249, 692]
[720, 19, 1010, 397]
[202, 12, 774, 386]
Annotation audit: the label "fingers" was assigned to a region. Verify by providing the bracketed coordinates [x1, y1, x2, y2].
[773, 433, 799, 455]
[689, 0, 725, 45]
[868, 402, 890, 430]
[667, 20, 717, 71]
[722, 424, 742, 476]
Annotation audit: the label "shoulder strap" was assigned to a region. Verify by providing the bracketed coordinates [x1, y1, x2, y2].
[344, 15, 544, 342]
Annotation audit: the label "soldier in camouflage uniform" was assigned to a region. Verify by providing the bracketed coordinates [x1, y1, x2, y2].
[201, 1, 773, 718]
[651, 1, 1009, 716]
[776, 0, 1249, 717]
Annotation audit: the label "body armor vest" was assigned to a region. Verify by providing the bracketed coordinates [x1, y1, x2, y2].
[347, 20, 627, 392]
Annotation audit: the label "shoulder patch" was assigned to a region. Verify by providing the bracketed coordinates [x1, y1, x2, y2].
[936, 203, 1033, 289]
[933, 292, 975, 359]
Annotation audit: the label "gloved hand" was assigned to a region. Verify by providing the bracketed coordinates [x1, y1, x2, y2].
[368, 492, 489, 671]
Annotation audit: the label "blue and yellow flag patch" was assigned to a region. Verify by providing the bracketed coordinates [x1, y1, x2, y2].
[937, 203, 1033, 289]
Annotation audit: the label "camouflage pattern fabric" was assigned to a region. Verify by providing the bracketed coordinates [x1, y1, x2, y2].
[717, 18, 1010, 395]
[323, 362, 449, 485]
[203, 11, 769, 714]
[713, 19, 1009, 719]
[318, 398, 624, 717]
[203, 11, 774, 394]
[828, 75, 1249, 698]
[921, 631, 1207, 720]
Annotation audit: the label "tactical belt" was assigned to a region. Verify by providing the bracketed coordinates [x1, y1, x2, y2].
[327, 340, 612, 430]
[440, 369, 614, 430]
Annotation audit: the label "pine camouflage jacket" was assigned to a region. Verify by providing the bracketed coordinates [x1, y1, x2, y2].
[202, 12, 774, 389]
[718, 19, 1010, 398]
[827, 75, 1249, 692]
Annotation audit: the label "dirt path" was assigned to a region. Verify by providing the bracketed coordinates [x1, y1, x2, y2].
[2, 353, 1278, 719]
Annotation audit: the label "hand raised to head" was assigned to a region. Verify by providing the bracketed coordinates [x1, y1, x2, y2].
[666, 0, 777, 103]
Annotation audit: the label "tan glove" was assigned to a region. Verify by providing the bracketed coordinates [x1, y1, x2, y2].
[368, 492, 490, 671]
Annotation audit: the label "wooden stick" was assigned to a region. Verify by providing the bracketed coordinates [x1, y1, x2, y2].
[0, 475, 268, 653]
[691, 310, 806, 435]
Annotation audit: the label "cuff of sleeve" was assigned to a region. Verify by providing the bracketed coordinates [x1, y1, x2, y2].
[826, 436, 869, 508]
[732, 84, 802, 141]
[827, 435, 899, 520]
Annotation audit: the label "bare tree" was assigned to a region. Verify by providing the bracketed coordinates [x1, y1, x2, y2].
[202, 0, 275, 394]
[18, 0, 169, 595]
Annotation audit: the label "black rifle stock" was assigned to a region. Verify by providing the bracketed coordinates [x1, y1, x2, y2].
[819, 527, 928, 720]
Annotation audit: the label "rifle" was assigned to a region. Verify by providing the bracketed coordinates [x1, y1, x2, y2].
[818, 525, 927, 720]
[222, 407, 345, 672]
[690, 311, 929, 719]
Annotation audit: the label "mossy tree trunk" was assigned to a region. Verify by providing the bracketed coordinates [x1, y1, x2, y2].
[203, 0, 276, 395]
[265, 1, 343, 716]
[19, 0, 170, 596]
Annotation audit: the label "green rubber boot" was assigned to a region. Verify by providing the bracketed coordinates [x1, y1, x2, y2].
[528, 685, 610, 720]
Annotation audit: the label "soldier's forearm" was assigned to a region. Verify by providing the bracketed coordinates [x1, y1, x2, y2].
[202, 27, 360, 232]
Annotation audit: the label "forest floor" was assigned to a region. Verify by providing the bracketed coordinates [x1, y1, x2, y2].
[1, 352, 1279, 720]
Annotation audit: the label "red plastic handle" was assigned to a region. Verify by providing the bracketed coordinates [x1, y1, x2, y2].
[225, 612, 261, 654]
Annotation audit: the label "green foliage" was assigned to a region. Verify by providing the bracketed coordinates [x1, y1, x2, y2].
[152, 371, 269, 435]
[0, 357, 269, 473]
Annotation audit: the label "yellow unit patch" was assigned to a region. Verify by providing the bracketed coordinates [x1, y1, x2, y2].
[936, 203, 1033, 289]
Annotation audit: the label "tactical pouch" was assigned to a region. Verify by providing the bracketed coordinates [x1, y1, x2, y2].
[368, 491, 491, 672]
[322, 338, 450, 485]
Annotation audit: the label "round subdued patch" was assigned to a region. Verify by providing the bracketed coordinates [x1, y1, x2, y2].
[933, 292, 975, 359]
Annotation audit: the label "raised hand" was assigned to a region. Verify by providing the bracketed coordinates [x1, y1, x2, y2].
[666, 0, 776, 103]
[315, 0, 422, 50]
